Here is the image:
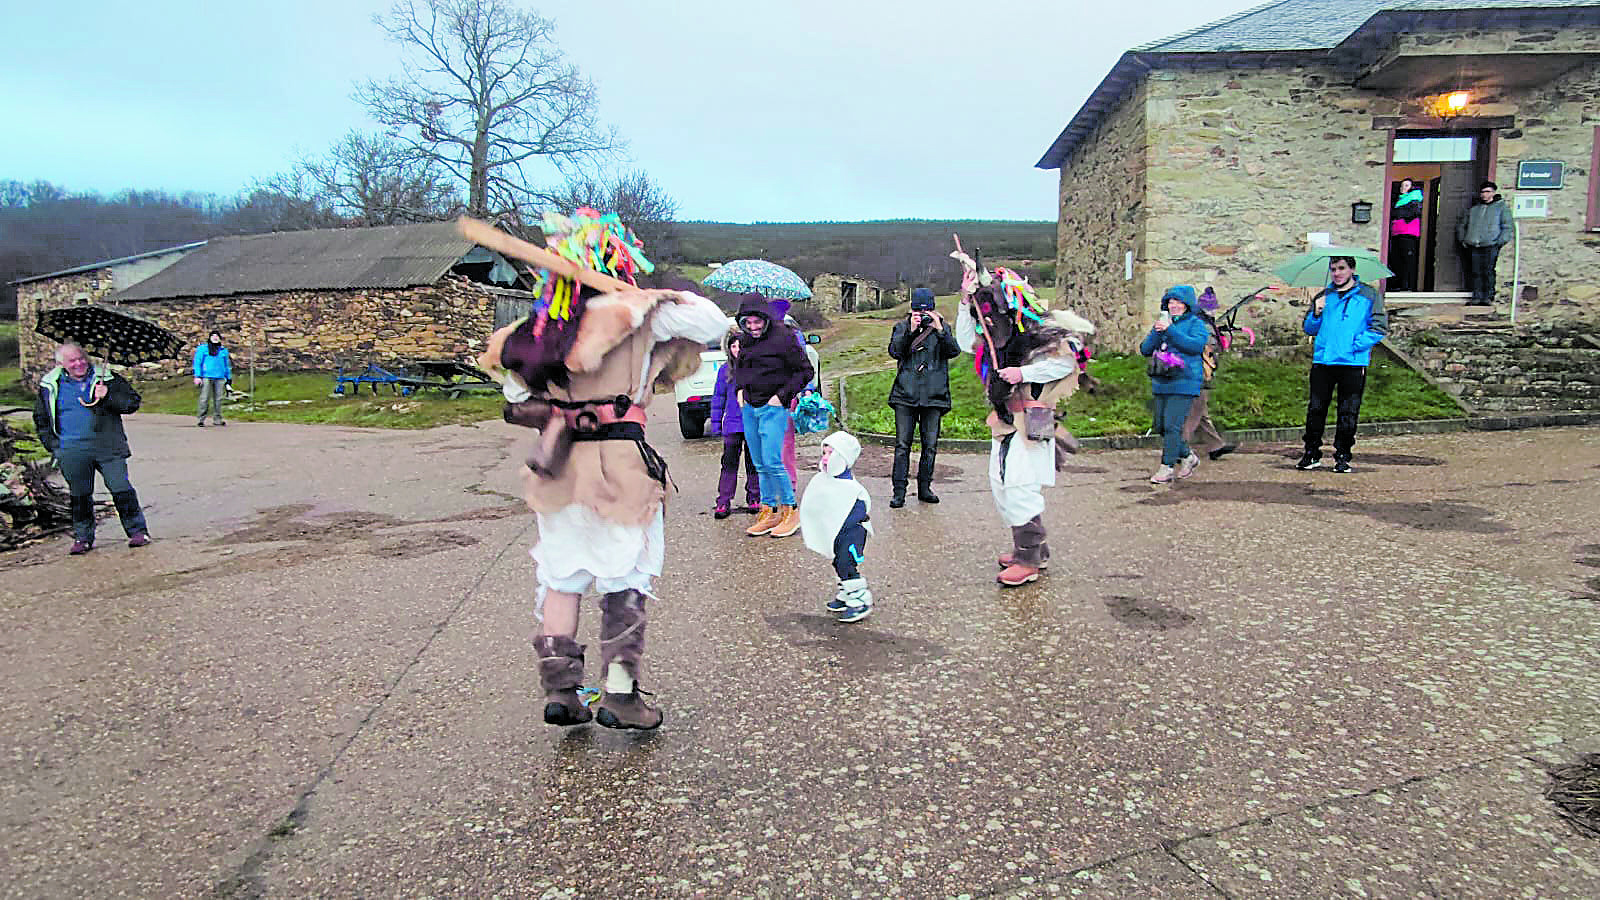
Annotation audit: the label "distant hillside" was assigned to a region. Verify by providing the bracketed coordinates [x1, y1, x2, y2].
[670, 220, 1057, 293]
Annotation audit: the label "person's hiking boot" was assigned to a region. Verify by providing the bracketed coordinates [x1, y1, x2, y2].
[1150, 465, 1175, 484]
[713, 501, 731, 520]
[1333, 459, 1353, 474]
[916, 485, 940, 503]
[595, 687, 663, 731]
[768, 505, 800, 538]
[836, 577, 873, 623]
[742, 502, 760, 515]
[127, 533, 151, 548]
[1208, 443, 1237, 461]
[534, 635, 592, 727]
[1295, 452, 1322, 470]
[68, 539, 93, 556]
[889, 490, 906, 509]
[997, 563, 1041, 587]
[997, 552, 1049, 571]
[746, 505, 779, 536]
[1176, 454, 1199, 480]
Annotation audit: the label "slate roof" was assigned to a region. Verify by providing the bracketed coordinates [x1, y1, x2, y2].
[1038, 0, 1600, 168]
[113, 221, 477, 301]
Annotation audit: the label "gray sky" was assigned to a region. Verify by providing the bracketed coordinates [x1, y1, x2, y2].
[4, 0, 1249, 222]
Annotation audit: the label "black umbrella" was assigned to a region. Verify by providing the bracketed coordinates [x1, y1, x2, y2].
[35, 305, 185, 365]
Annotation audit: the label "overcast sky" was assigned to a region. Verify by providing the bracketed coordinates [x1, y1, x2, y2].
[3, 0, 1250, 222]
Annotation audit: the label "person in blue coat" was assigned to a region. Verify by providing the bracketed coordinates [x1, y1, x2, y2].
[1139, 286, 1210, 484]
[192, 330, 232, 427]
[1298, 256, 1387, 473]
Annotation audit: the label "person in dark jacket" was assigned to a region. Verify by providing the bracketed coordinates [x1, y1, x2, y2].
[1298, 256, 1388, 473]
[1138, 286, 1210, 484]
[33, 342, 152, 554]
[708, 328, 759, 518]
[732, 294, 814, 539]
[885, 287, 961, 507]
[1457, 181, 1512, 306]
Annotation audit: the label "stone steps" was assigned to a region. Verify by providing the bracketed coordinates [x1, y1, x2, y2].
[1404, 325, 1600, 412]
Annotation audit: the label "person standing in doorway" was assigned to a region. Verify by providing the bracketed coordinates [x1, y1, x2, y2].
[192, 330, 232, 427]
[33, 342, 153, 554]
[886, 287, 961, 507]
[1389, 178, 1423, 293]
[1456, 181, 1511, 306]
[1298, 256, 1387, 474]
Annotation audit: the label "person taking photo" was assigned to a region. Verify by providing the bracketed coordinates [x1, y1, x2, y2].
[886, 287, 961, 507]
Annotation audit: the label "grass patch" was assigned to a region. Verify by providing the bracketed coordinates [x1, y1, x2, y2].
[0, 366, 30, 408]
[845, 345, 1460, 439]
[134, 373, 503, 429]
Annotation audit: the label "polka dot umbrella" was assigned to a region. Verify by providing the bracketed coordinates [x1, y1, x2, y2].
[35, 305, 186, 366]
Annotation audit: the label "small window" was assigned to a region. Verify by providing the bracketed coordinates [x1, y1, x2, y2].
[1588, 125, 1600, 232]
[1393, 136, 1476, 163]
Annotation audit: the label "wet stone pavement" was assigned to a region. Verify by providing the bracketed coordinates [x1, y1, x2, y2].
[2, 411, 1598, 898]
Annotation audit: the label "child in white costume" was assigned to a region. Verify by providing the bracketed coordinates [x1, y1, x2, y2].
[799, 431, 874, 622]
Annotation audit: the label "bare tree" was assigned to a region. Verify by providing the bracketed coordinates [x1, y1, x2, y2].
[542, 169, 679, 257]
[356, 0, 621, 219]
[293, 131, 461, 225]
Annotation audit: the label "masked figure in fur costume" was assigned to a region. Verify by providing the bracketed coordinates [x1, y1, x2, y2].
[472, 211, 729, 731]
[799, 431, 874, 622]
[951, 240, 1095, 587]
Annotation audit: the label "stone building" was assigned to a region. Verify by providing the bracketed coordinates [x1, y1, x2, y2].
[14, 221, 531, 382]
[1038, 0, 1600, 353]
[809, 273, 905, 314]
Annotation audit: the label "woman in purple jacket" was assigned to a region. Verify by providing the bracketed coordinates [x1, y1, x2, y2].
[709, 329, 760, 518]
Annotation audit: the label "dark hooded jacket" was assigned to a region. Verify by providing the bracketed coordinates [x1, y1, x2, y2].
[732, 295, 814, 408]
[887, 314, 961, 409]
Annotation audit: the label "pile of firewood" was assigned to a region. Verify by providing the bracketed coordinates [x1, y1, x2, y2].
[0, 420, 72, 551]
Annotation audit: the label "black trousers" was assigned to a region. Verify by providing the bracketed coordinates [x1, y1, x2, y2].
[1467, 245, 1500, 303]
[891, 404, 943, 493]
[1303, 364, 1367, 462]
[1388, 234, 1419, 292]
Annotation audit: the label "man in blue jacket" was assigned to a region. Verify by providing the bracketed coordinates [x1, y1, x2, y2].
[1299, 256, 1387, 474]
[192, 330, 232, 426]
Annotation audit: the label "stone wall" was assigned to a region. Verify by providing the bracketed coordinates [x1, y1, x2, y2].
[1056, 80, 1149, 352]
[1404, 324, 1600, 412]
[18, 275, 503, 385]
[1059, 23, 1600, 352]
[16, 269, 117, 384]
[809, 274, 904, 315]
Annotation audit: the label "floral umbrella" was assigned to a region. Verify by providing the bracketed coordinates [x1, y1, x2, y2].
[701, 259, 812, 300]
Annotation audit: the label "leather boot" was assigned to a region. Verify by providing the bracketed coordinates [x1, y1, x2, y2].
[916, 479, 939, 504]
[768, 504, 800, 538]
[596, 590, 661, 730]
[746, 505, 779, 536]
[533, 635, 592, 726]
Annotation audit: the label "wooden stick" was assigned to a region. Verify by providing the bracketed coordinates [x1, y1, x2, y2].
[455, 217, 634, 295]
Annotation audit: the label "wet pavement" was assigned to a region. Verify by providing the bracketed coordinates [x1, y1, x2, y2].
[2, 409, 1598, 898]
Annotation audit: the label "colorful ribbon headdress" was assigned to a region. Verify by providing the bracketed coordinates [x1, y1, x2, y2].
[527, 208, 656, 322]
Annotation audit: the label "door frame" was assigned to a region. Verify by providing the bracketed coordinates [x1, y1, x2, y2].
[1379, 126, 1500, 293]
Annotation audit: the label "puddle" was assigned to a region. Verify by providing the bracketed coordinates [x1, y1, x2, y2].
[764, 612, 948, 675]
[1261, 447, 1446, 466]
[1104, 595, 1196, 630]
[1128, 480, 1511, 534]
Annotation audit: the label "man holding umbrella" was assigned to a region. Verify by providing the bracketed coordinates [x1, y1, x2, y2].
[33, 343, 152, 554]
[1297, 256, 1388, 473]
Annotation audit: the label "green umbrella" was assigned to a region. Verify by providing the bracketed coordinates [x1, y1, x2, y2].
[1272, 247, 1393, 288]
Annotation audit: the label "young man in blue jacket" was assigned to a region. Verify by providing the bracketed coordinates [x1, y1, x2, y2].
[1299, 256, 1387, 474]
[192, 330, 232, 426]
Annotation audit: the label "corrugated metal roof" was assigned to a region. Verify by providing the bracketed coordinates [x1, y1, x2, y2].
[1038, 0, 1600, 169]
[113, 221, 477, 301]
[9, 241, 208, 286]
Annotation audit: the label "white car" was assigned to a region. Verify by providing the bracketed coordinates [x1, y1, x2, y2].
[674, 318, 821, 438]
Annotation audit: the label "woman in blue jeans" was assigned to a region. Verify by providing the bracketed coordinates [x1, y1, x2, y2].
[1139, 286, 1209, 484]
[731, 294, 814, 539]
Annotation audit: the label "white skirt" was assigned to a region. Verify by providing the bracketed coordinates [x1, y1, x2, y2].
[530, 503, 664, 617]
[989, 434, 1055, 527]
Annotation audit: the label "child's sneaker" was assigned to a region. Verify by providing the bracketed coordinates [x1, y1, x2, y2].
[836, 577, 872, 623]
[1176, 454, 1199, 479]
[826, 579, 848, 614]
[1150, 464, 1175, 484]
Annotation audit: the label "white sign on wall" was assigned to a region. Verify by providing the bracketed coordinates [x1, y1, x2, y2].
[1125, 250, 1133, 281]
[1512, 194, 1549, 218]
[1306, 232, 1332, 248]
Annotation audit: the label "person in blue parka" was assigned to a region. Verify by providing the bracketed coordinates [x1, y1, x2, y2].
[192, 330, 232, 427]
[1139, 286, 1210, 484]
[1298, 256, 1387, 474]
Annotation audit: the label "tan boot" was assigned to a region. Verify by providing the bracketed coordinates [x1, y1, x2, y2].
[595, 688, 663, 731]
[746, 504, 779, 536]
[768, 504, 801, 538]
